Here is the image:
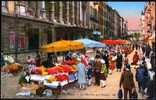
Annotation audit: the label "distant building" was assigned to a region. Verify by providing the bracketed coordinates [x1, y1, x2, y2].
[140, 1, 155, 47]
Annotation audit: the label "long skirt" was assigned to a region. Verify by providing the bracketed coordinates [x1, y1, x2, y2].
[95, 71, 100, 85]
[109, 63, 115, 71]
[100, 73, 106, 80]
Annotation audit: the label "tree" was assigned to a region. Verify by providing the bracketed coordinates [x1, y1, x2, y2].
[133, 32, 140, 41]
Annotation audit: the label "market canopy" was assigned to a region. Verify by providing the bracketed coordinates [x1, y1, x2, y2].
[100, 39, 130, 45]
[75, 38, 107, 48]
[40, 40, 84, 53]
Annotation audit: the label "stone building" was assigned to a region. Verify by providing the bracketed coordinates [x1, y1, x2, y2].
[140, 1, 155, 36]
[1, 1, 127, 62]
[1, 1, 92, 62]
[140, 1, 155, 47]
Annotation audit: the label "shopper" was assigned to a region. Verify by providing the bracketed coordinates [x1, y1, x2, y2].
[94, 55, 102, 86]
[116, 51, 123, 72]
[76, 58, 87, 89]
[149, 48, 155, 70]
[135, 62, 149, 95]
[119, 66, 135, 99]
[124, 54, 129, 68]
[102, 50, 109, 74]
[145, 44, 151, 58]
[108, 52, 116, 74]
[146, 69, 156, 99]
[132, 51, 139, 67]
[100, 59, 107, 88]
[87, 62, 93, 86]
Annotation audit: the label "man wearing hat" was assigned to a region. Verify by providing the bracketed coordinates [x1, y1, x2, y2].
[119, 65, 135, 99]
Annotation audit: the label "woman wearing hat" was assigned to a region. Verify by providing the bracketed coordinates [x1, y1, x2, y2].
[76, 57, 87, 89]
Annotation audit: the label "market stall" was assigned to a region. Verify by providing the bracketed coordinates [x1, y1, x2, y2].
[75, 38, 107, 48]
[40, 40, 84, 53]
[18, 63, 78, 96]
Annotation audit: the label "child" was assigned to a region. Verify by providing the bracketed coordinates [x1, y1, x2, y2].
[87, 63, 93, 86]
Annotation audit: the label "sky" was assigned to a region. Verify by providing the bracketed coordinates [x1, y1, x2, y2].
[107, 2, 146, 30]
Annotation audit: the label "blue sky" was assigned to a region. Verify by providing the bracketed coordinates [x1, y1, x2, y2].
[107, 2, 146, 30]
[107, 2, 145, 18]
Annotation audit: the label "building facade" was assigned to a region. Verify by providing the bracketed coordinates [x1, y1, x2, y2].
[1, 1, 127, 62]
[1, 1, 93, 62]
[140, 1, 155, 36]
[140, 1, 155, 47]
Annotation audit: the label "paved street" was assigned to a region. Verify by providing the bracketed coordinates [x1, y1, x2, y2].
[1, 49, 146, 99]
[57, 50, 146, 99]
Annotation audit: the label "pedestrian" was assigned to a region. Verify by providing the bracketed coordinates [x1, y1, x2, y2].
[146, 69, 156, 99]
[135, 61, 149, 95]
[132, 51, 139, 67]
[87, 62, 93, 86]
[116, 51, 123, 72]
[119, 66, 135, 99]
[142, 44, 146, 55]
[124, 54, 129, 68]
[108, 52, 116, 74]
[94, 55, 102, 86]
[76, 57, 87, 89]
[149, 48, 155, 70]
[136, 44, 138, 50]
[102, 50, 109, 74]
[132, 44, 135, 50]
[145, 44, 151, 58]
[81, 52, 89, 69]
[35, 53, 41, 66]
[100, 59, 107, 88]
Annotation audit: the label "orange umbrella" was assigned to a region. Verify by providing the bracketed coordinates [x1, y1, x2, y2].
[40, 40, 84, 53]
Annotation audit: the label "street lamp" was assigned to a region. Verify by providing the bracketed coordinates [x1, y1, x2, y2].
[15, 13, 19, 62]
[15, 2, 20, 62]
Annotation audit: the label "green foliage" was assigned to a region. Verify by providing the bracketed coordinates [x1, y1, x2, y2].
[132, 32, 140, 40]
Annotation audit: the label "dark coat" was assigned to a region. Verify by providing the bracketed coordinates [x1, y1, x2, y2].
[116, 54, 123, 68]
[150, 52, 155, 69]
[120, 70, 135, 90]
[102, 54, 109, 68]
[146, 79, 156, 99]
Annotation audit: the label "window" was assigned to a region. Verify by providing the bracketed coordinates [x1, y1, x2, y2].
[2, 1, 7, 7]
[9, 32, 16, 49]
[2, 1, 8, 13]
[16, 1, 26, 16]
[62, 2, 67, 23]
[18, 34, 25, 49]
[54, 1, 60, 22]
[28, 28, 39, 50]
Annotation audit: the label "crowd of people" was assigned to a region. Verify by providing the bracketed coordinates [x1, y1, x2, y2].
[1, 42, 155, 99]
[119, 42, 156, 99]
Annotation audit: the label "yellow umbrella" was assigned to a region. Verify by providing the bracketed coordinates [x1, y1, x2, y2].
[40, 40, 84, 53]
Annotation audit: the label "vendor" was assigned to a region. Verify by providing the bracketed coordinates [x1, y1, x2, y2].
[65, 51, 72, 61]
